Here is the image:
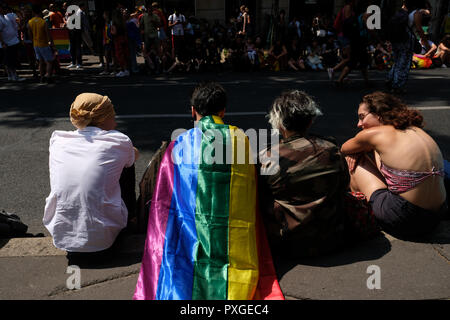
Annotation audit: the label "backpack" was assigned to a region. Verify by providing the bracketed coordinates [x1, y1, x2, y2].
[0, 210, 28, 238]
[387, 9, 409, 43]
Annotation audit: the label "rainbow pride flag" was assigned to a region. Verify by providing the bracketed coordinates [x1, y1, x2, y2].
[50, 28, 71, 60]
[134, 116, 284, 300]
[412, 54, 433, 69]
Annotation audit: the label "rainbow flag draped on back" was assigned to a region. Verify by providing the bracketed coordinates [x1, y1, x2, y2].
[134, 116, 284, 300]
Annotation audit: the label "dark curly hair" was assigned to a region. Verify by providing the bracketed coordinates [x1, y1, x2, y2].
[361, 92, 424, 130]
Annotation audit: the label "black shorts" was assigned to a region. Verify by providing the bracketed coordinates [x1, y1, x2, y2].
[4, 44, 19, 69]
[369, 189, 447, 238]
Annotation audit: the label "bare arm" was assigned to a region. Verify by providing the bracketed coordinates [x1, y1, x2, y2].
[168, 16, 177, 28]
[439, 42, 450, 53]
[341, 127, 384, 155]
[424, 42, 437, 57]
[45, 24, 54, 46]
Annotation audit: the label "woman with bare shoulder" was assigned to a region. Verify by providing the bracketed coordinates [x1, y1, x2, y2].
[341, 92, 447, 238]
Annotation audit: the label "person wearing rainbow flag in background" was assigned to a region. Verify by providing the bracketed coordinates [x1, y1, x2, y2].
[134, 81, 284, 300]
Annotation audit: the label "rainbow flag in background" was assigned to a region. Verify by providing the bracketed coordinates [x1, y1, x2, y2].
[412, 54, 433, 69]
[134, 116, 284, 300]
[50, 28, 71, 60]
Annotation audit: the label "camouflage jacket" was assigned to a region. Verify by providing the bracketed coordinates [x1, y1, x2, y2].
[259, 134, 350, 258]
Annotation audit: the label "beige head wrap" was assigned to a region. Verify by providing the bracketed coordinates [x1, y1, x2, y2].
[70, 93, 116, 129]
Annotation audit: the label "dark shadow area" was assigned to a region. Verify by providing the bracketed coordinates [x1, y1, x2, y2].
[66, 252, 143, 270]
[65, 234, 145, 270]
[0, 233, 46, 250]
[274, 234, 392, 280]
[387, 220, 450, 245]
[0, 238, 8, 250]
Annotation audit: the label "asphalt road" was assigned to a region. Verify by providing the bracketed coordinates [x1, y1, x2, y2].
[1, 66, 449, 235]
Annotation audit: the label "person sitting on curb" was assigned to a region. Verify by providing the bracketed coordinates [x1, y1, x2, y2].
[341, 92, 447, 239]
[258, 90, 352, 258]
[134, 82, 283, 300]
[43, 93, 139, 263]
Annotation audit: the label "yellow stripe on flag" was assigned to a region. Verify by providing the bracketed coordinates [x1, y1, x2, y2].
[227, 126, 259, 300]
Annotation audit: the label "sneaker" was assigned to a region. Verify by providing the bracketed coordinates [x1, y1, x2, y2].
[122, 70, 130, 77]
[327, 68, 334, 80]
[13, 76, 26, 82]
[75, 65, 83, 70]
[116, 71, 125, 77]
[66, 63, 75, 69]
[442, 64, 447, 68]
[98, 63, 104, 68]
[99, 71, 109, 75]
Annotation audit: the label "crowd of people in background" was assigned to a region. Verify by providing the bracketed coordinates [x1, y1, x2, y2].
[0, 0, 449, 84]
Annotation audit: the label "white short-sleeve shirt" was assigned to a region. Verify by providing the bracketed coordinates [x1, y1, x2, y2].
[168, 14, 185, 36]
[0, 13, 20, 47]
[43, 127, 135, 252]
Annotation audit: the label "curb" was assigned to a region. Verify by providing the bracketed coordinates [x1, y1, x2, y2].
[0, 235, 146, 258]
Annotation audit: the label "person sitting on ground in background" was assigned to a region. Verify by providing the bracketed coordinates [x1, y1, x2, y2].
[341, 92, 447, 239]
[321, 35, 339, 68]
[268, 38, 287, 71]
[287, 37, 305, 71]
[205, 37, 221, 72]
[420, 37, 437, 59]
[44, 93, 139, 260]
[433, 34, 450, 67]
[305, 38, 324, 70]
[245, 37, 258, 66]
[373, 41, 393, 70]
[259, 90, 351, 258]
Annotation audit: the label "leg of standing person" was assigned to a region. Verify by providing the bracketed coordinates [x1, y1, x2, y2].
[69, 29, 77, 67]
[391, 43, 412, 92]
[70, 29, 82, 67]
[129, 39, 138, 73]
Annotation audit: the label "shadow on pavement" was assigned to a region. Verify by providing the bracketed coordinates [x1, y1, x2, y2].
[66, 252, 143, 270]
[65, 234, 145, 270]
[390, 220, 450, 245]
[274, 234, 392, 279]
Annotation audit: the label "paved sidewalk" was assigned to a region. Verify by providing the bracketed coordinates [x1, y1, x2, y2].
[0, 221, 449, 300]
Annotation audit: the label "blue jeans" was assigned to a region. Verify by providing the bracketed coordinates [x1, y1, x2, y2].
[387, 42, 413, 89]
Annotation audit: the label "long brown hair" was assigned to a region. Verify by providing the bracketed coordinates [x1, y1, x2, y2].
[362, 92, 424, 130]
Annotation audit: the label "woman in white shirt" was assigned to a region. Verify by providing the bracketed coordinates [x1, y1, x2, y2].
[44, 93, 139, 259]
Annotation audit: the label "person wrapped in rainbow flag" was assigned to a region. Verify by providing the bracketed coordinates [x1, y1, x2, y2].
[134, 82, 284, 300]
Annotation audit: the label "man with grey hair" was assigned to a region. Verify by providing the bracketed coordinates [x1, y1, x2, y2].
[259, 90, 351, 258]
